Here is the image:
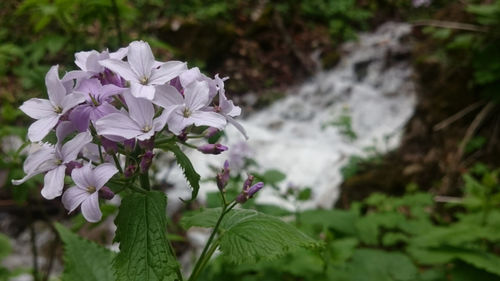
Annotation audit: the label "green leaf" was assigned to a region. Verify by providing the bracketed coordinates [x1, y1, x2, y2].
[182, 208, 320, 264]
[113, 191, 179, 281]
[261, 169, 286, 184]
[162, 143, 200, 201]
[0, 233, 11, 261]
[55, 223, 115, 281]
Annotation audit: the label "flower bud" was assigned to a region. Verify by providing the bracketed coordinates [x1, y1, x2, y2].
[101, 137, 118, 154]
[139, 137, 154, 151]
[236, 182, 264, 203]
[205, 127, 219, 138]
[140, 151, 154, 173]
[177, 130, 188, 142]
[98, 186, 115, 200]
[197, 143, 228, 155]
[124, 164, 137, 178]
[65, 161, 83, 176]
[123, 139, 136, 152]
[216, 160, 230, 191]
[242, 174, 254, 191]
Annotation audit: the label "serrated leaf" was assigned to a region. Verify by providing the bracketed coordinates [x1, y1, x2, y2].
[182, 208, 320, 264]
[55, 223, 115, 281]
[162, 143, 200, 201]
[113, 191, 179, 281]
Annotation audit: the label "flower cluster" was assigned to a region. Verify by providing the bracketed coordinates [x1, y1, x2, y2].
[13, 40, 247, 222]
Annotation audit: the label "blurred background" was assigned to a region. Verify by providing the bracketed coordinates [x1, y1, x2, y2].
[1, 0, 500, 280]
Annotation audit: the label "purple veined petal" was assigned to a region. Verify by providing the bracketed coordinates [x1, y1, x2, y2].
[60, 131, 92, 162]
[153, 84, 184, 108]
[19, 98, 56, 120]
[61, 70, 91, 93]
[190, 111, 226, 129]
[12, 145, 57, 185]
[45, 65, 67, 106]
[89, 103, 118, 121]
[81, 192, 102, 222]
[56, 121, 76, 142]
[71, 164, 95, 189]
[93, 163, 118, 188]
[62, 186, 89, 213]
[179, 67, 201, 87]
[69, 105, 92, 132]
[76, 78, 102, 100]
[110, 47, 128, 60]
[95, 113, 143, 140]
[130, 82, 156, 100]
[185, 81, 210, 111]
[127, 41, 155, 79]
[60, 93, 86, 115]
[166, 108, 191, 135]
[75, 50, 99, 71]
[41, 165, 66, 199]
[226, 115, 248, 139]
[99, 59, 139, 83]
[123, 90, 155, 128]
[98, 84, 125, 101]
[136, 128, 155, 141]
[28, 115, 60, 142]
[149, 61, 187, 85]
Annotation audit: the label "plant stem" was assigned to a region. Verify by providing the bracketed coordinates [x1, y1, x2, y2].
[188, 202, 237, 281]
[166, 237, 184, 281]
[112, 153, 124, 174]
[139, 172, 151, 191]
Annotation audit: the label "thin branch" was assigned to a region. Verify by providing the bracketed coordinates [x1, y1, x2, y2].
[433, 100, 485, 131]
[434, 195, 464, 204]
[412, 19, 488, 33]
[457, 102, 496, 160]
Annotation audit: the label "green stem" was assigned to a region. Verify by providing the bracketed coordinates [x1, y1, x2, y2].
[166, 237, 184, 281]
[179, 141, 197, 149]
[139, 172, 151, 191]
[112, 153, 124, 174]
[188, 202, 237, 281]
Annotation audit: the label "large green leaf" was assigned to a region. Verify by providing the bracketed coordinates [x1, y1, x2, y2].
[182, 208, 320, 264]
[113, 191, 179, 281]
[55, 223, 115, 281]
[162, 143, 200, 201]
[0, 233, 11, 261]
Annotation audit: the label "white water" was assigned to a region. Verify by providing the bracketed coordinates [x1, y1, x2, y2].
[158, 22, 417, 212]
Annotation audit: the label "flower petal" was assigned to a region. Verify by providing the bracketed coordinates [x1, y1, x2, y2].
[190, 111, 226, 129]
[60, 93, 86, 114]
[45, 65, 67, 106]
[226, 115, 248, 139]
[130, 82, 156, 100]
[27, 116, 60, 142]
[185, 81, 210, 110]
[123, 90, 154, 128]
[95, 113, 143, 140]
[110, 47, 128, 60]
[127, 41, 155, 79]
[81, 193, 102, 222]
[62, 186, 89, 213]
[149, 61, 187, 85]
[153, 84, 184, 108]
[71, 164, 95, 188]
[69, 105, 92, 132]
[56, 121, 77, 142]
[60, 131, 93, 162]
[93, 163, 118, 188]
[41, 165, 66, 199]
[99, 59, 139, 83]
[19, 98, 55, 119]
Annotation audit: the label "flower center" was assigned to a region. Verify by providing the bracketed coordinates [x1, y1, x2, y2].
[89, 93, 100, 106]
[142, 125, 152, 133]
[86, 186, 96, 194]
[53, 105, 63, 114]
[183, 107, 191, 118]
[140, 76, 149, 85]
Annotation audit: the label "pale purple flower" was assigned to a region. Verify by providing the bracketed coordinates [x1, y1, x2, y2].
[12, 129, 92, 199]
[69, 78, 124, 132]
[100, 40, 187, 100]
[178, 67, 218, 99]
[197, 143, 228, 155]
[214, 74, 248, 139]
[62, 163, 118, 222]
[153, 81, 226, 135]
[95, 90, 168, 141]
[19, 65, 85, 142]
[236, 181, 264, 203]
